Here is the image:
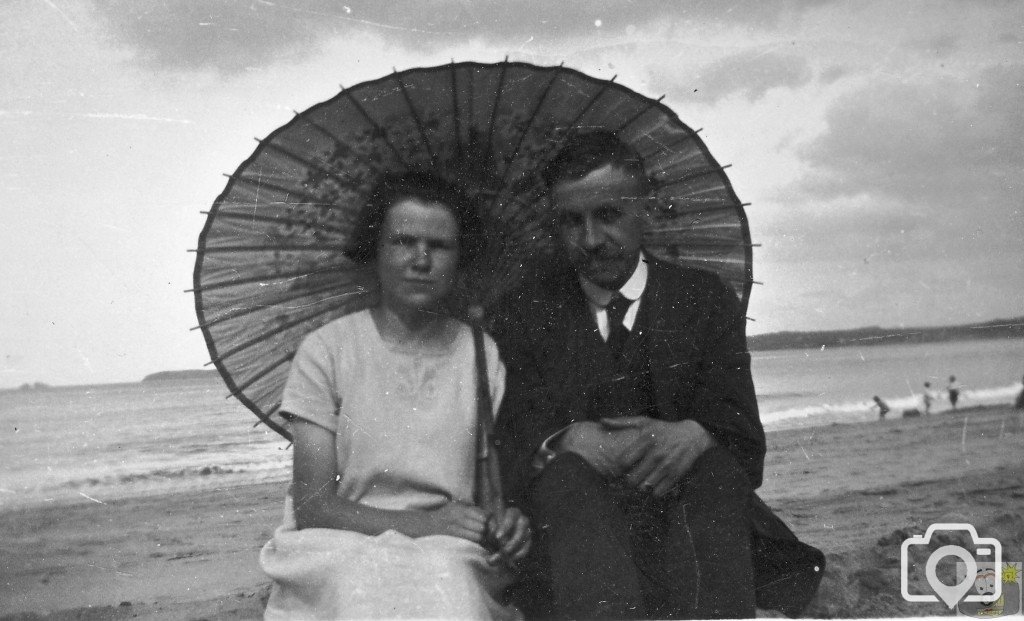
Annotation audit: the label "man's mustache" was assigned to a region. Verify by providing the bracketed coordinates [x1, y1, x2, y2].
[576, 245, 625, 260]
[564, 240, 624, 258]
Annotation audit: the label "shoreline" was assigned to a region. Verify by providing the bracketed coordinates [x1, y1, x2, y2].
[4, 402, 1016, 517]
[2, 404, 1022, 619]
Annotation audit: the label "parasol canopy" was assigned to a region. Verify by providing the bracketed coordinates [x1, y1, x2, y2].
[192, 60, 754, 440]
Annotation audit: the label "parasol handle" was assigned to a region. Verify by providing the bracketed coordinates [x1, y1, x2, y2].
[472, 325, 506, 520]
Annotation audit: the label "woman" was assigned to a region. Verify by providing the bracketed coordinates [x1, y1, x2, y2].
[260, 173, 530, 620]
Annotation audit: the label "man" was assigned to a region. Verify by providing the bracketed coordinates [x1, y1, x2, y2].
[947, 375, 961, 409]
[492, 132, 823, 619]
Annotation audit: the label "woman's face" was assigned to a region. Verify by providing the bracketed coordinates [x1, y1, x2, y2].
[376, 197, 460, 315]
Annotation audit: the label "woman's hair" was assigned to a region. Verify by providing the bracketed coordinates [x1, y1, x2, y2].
[346, 171, 485, 266]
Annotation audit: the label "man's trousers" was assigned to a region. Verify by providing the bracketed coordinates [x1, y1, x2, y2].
[524, 446, 757, 619]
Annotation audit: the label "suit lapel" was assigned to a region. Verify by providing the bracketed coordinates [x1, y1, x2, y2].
[644, 261, 702, 421]
[533, 260, 708, 424]
[537, 276, 623, 422]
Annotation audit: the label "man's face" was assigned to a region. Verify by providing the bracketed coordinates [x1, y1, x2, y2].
[551, 163, 647, 290]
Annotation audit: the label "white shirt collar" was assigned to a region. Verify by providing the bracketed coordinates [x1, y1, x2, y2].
[579, 252, 648, 308]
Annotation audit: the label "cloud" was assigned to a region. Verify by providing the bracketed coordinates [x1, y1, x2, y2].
[797, 63, 1024, 212]
[769, 62, 1024, 319]
[918, 33, 959, 57]
[90, 0, 643, 73]
[700, 52, 1023, 330]
[820, 65, 851, 84]
[90, 1, 837, 74]
[688, 51, 813, 102]
[91, 1, 339, 73]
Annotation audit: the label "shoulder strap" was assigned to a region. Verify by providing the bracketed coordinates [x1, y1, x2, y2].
[473, 326, 495, 448]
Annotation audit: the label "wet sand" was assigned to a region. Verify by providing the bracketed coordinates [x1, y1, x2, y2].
[2, 405, 1022, 619]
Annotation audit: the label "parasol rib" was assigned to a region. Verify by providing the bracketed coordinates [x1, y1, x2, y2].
[659, 200, 741, 214]
[206, 298, 357, 366]
[484, 60, 509, 166]
[466, 65, 475, 129]
[253, 417, 292, 437]
[485, 66, 568, 228]
[644, 236, 759, 247]
[193, 280, 360, 331]
[192, 244, 351, 253]
[250, 403, 289, 439]
[449, 61, 462, 162]
[291, 113, 389, 174]
[501, 64, 564, 188]
[569, 74, 617, 127]
[228, 351, 297, 396]
[200, 210, 351, 236]
[653, 204, 744, 217]
[613, 94, 665, 135]
[393, 70, 438, 166]
[658, 164, 732, 186]
[258, 139, 364, 190]
[668, 256, 751, 274]
[496, 73, 618, 202]
[645, 131, 702, 159]
[191, 263, 355, 294]
[341, 87, 411, 170]
[495, 186, 550, 230]
[224, 173, 330, 207]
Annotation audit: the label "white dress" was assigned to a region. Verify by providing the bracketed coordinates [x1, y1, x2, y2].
[259, 310, 519, 620]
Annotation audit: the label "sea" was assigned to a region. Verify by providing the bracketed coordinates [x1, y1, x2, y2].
[1, 338, 1022, 512]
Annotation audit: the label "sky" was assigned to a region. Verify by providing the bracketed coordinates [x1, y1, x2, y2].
[2, 0, 1022, 388]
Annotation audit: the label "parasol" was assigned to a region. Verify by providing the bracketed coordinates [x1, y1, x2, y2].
[192, 60, 754, 441]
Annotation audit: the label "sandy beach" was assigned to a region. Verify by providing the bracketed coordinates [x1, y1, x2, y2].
[2, 404, 1022, 619]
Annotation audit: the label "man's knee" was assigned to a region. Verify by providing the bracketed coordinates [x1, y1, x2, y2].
[528, 451, 624, 533]
[682, 445, 752, 503]
[530, 451, 604, 503]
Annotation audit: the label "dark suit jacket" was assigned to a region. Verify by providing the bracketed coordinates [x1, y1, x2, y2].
[492, 258, 824, 617]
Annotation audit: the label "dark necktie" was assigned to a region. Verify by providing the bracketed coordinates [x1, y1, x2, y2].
[604, 293, 631, 358]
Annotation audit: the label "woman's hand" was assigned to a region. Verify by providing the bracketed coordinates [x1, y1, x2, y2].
[424, 501, 489, 543]
[485, 507, 532, 568]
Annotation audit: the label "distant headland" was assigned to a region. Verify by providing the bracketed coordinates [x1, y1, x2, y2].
[142, 317, 1024, 384]
[17, 382, 53, 391]
[142, 369, 222, 382]
[747, 316, 1024, 351]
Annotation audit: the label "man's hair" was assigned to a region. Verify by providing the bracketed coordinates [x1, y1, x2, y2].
[346, 171, 484, 265]
[541, 130, 652, 193]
